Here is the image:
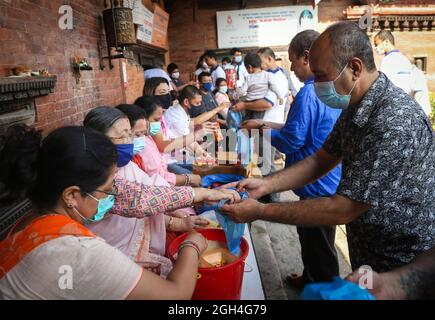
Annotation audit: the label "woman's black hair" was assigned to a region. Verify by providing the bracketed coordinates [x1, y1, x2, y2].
[134, 96, 162, 119]
[222, 57, 232, 64]
[196, 54, 206, 70]
[115, 104, 146, 128]
[213, 77, 227, 95]
[0, 125, 117, 210]
[83, 106, 127, 134]
[143, 77, 169, 97]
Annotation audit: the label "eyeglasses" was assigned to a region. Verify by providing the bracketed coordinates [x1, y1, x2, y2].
[95, 184, 119, 197]
[107, 133, 133, 144]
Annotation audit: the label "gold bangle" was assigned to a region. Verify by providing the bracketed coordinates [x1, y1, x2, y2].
[167, 216, 174, 230]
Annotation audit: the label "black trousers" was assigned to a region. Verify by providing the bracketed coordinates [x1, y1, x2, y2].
[296, 225, 340, 282]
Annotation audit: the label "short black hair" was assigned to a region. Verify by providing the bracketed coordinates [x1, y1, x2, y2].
[222, 57, 232, 64]
[204, 50, 217, 60]
[215, 77, 226, 88]
[167, 63, 178, 74]
[290, 29, 320, 58]
[324, 21, 376, 72]
[84, 106, 127, 134]
[230, 48, 242, 55]
[115, 104, 145, 128]
[257, 47, 276, 60]
[134, 96, 161, 118]
[243, 52, 262, 69]
[179, 85, 201, 102]
[375, 29, 395, 45]
[198, 71, 212, 83]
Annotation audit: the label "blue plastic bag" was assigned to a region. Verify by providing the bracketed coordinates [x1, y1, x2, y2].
[196, 174, 245, 215]
[201, 174, 245, 189]
[237, 130, 253, 167]
[226, 110, 243, 130]
[226, 110, 253, 168]
[215, 191, 249, 256]
[301, 277, 376, 300]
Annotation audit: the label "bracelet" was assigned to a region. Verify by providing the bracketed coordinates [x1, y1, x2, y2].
[167, 216, 174, 230]
[178, 243, 200, 258]
[181, 240, 201, 252]
[184, 174, 191, 186]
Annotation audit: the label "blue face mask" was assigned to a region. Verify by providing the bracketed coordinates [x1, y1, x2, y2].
[149, 121, 161, 136]
[202, 83, 213, 92]
[133, 136, 146, 155]
[73, 194, 115, 224]
[313, 64, 358, 110]
[234, 56, 243, 64]
[116, 143, 134, 167]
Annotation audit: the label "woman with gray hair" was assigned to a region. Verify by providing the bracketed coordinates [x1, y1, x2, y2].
[83, 106, 240, 277]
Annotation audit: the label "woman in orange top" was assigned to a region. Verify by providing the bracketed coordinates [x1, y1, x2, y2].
[0, 125, 237, 300]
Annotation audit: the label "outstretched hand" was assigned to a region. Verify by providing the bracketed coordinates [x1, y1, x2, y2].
[220, 198, 265, 223]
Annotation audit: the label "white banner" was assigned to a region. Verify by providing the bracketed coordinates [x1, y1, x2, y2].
[217, 6, 318, 49]
[136, 7, 154, 43]
[126, 0, 154, 43]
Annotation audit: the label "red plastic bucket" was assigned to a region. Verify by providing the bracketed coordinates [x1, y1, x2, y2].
[168, 228, 249, 300]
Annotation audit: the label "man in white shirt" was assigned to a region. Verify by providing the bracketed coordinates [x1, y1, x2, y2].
[374, 30, 413, 95]
[164, 86, 210, 170]
[231, 48, 289, 179]
[257, 47, 290, 124]
[204, 50, 226, 91]
[231, 48, 249, 89]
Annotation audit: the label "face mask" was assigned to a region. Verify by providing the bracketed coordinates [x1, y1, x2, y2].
[133, 136, 146, 155]
[202, 83, 212, 92]
[219, 86, 228, 94]
[116, 143, 134, 167]
[73, 194, 115, 224]
[375, 43, 385, 55]
[154, 94, 172, 109]
[202, 62, 209, 70]
[149, 121, 161, 136]
[234, 56, 242, 64]
[172, 72, 180, 79]
[313, 64, 358, 110]
[188, 103, 206, 118]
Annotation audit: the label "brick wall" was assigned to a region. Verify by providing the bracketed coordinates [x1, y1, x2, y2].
[0, 0, 146, 134]
[168, 0, 435, 91]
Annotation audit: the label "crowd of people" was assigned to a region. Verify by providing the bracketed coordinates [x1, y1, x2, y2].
[0, 21, 434, 300]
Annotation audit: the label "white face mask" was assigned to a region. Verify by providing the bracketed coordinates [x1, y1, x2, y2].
[219, 86, 228, 94]
[172, 72, 180, 79]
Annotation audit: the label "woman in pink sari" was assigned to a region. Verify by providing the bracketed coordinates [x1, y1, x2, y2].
[116, 104, 202, 188]
[83, 106, 237, 277]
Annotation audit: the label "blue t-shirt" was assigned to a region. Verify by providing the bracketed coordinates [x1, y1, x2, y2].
[270, 77, 342, 198]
